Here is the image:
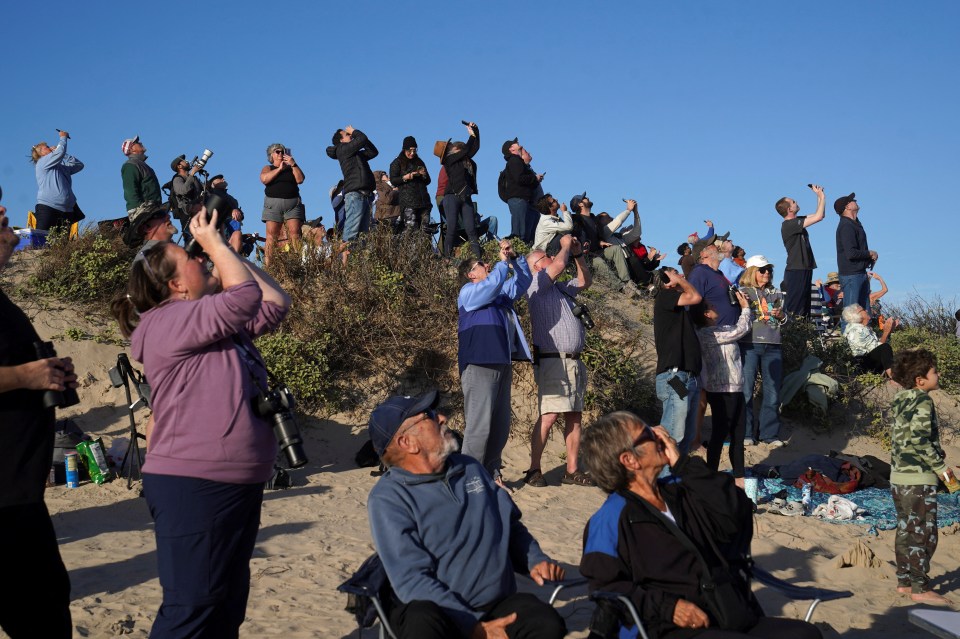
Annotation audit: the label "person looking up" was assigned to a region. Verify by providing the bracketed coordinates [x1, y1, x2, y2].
[775, 184, 826, 317]
[32, 129, 84, 232]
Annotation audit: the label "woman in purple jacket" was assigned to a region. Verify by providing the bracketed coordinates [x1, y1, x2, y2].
[112, 206, 290, 638]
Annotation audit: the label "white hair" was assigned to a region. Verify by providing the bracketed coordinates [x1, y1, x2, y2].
[841, 303, 864, 325]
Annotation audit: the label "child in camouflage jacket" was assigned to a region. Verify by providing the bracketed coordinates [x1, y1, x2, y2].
[889, 348, 952, 605]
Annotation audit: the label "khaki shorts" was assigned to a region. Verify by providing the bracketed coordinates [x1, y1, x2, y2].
[534, 356, 586, 414]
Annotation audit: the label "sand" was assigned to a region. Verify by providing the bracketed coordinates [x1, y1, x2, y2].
[7, 257, 960, 638]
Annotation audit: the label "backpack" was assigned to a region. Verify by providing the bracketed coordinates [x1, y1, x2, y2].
[497, 169, 509, 203]
[162, 178, 187, 226]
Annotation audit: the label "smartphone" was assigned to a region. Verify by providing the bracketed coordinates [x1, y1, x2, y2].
[667, 375, 688, 400]
[807, 183, 813, 188]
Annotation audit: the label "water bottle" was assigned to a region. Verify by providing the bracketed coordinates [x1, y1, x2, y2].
[801, 482, 812, 516]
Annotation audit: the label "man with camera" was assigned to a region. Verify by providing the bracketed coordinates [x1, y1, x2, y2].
[327, 125, 379, 244]
[0, 202, 75, 638]
[596, 199, 643, 297]
[121, 135, 162, 224]
[169, 154, 204, 229]
[530, 194, 574, 253]
[653, 267, 703, 455]
[457, 238, 531, 483]
[367, 390, 567, 639]
[523, 234, 595, 487]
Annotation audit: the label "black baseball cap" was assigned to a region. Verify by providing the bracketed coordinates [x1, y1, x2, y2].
[834, 192, 856, 215]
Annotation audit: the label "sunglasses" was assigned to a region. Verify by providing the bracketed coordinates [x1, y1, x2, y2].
[397, 409, 438, 439]
[758, 266, 774, 274]
[630, 426, 656, 449]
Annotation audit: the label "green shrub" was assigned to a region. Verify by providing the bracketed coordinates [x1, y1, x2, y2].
[255, 332, 334, 413]
[27, 229, 135, 307]
[891, 326, 960, 395]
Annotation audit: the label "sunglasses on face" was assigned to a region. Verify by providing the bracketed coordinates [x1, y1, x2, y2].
[758, 266, 773, 274]
[630, 426, 656, 449]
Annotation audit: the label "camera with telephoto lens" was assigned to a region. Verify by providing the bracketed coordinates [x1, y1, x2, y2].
[184, 192, 229, 258]
[252, 385, 308, 469]
[192, 149, 214, 171]
[33, 341, 80, 409]
[572, 303, 595, 330]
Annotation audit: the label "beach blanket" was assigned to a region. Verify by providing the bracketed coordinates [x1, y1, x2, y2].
[758, 477, 960, 534]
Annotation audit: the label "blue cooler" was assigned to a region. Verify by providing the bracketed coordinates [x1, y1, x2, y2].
[13, 228, 48, 251]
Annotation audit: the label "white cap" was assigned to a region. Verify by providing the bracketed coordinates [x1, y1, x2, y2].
[745, 255, 772, 268]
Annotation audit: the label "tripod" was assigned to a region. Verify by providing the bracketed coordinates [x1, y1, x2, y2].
[109, 353, 150, 489]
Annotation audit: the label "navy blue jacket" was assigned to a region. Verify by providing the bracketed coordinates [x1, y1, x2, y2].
[835, 216, 872, 275]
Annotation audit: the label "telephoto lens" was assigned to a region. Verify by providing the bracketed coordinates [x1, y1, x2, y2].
[33, 341, 80, 409]
[253, 387, 308, 469]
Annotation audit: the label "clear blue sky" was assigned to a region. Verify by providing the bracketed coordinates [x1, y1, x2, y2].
[2, 1, 957, 305]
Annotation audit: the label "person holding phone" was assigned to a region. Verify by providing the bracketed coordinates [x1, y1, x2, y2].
[652, 267, 703, 455]
[775, 184, 825, 318]
[31, 129, 85, 232]
[260, 143, 305, 266]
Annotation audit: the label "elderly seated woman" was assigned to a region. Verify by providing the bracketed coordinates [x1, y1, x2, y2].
[579, 412, 822, 639]
[841, 303, 899, 378]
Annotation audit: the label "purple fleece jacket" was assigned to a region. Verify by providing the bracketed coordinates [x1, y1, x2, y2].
[131, 281, 288, 483]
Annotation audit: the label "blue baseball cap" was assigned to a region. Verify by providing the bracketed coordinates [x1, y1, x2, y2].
[368, 390, 440, 457]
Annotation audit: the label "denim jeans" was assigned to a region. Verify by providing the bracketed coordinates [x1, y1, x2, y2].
[507, 197, 535, 243]
[838, 272, 869, 330]
[342, 191, 371, 242]
[655, 370, 699, 455]
[740, 342, 783, 442]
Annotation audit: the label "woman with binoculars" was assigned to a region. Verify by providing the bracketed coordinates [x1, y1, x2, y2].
[112, 205, 291, 638]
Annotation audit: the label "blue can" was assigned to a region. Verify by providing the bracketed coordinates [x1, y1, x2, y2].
[65, 452, 79, 488]
[801, 483, 812, 515]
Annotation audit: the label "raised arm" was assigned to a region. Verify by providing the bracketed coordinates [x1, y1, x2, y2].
[869, 272, 888, 302]
[802, 184, 826, 228]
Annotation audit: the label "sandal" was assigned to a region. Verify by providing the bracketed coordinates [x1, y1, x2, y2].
[523, 469, 547, 488]
[562, 470, 596, 487]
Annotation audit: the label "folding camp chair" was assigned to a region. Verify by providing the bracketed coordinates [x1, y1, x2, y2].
[338, 552, 587, 639]
[590, 563, 852, 639]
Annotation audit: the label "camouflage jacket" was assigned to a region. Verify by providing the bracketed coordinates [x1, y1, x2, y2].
[890, 389, 946, 485]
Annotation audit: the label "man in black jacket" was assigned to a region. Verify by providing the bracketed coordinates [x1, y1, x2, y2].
[834, 192, 878, 323]
[326, 125, 379, 243]
[502, 138, 543, 243]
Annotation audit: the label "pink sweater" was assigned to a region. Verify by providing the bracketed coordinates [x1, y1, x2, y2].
[131, 281, 288, 483]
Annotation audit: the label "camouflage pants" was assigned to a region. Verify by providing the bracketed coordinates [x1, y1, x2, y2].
[891, 483, 938, 592]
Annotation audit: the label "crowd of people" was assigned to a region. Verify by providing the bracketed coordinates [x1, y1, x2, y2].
[2, 119, 951, 639]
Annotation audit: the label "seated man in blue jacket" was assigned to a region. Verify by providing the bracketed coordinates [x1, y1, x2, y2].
[457, 238, 532, 483]
[367, 390, 566, 639]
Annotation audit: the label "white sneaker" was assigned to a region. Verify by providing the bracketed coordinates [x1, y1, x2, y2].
[744, 438, 758, 447]
[765, 439, 786, 449]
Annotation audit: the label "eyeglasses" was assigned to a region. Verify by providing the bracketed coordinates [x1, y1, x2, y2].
[406, 148, 417, 152]
[274, 149, 285, 155]
[396, 409, 438, 439]
[472, 260, 487, 270]
[532, 254, 550, 268]
[758, 266, 773, 274]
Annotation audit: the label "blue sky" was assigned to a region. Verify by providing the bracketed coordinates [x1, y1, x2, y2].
[2, 1, 957, 305]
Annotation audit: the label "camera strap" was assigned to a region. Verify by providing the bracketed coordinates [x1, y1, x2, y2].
[231, 335, 273, 396]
